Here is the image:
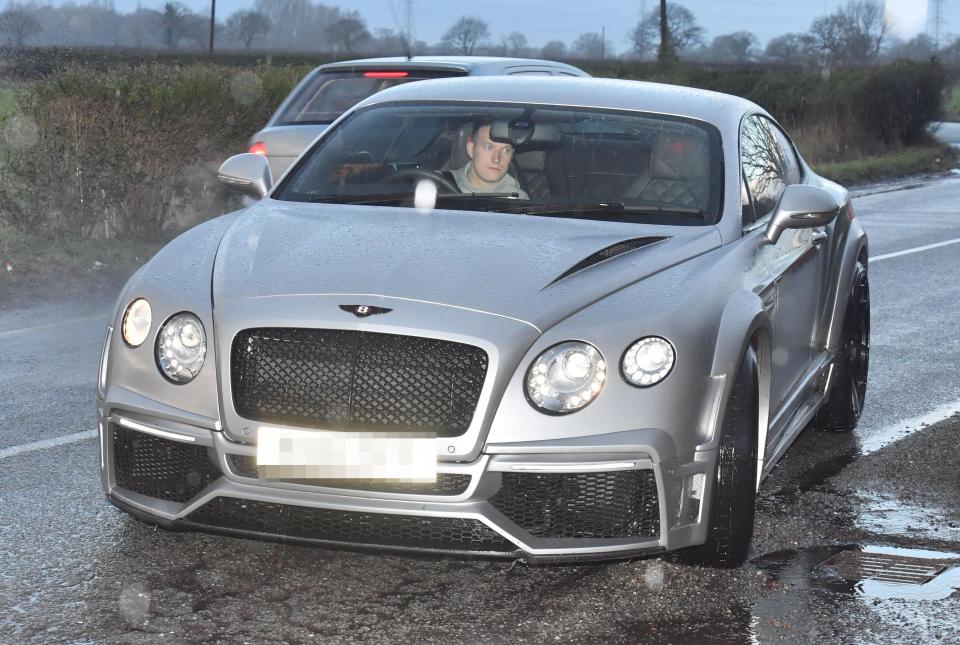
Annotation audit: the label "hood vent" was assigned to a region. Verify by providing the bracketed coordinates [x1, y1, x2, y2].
[549, 236, 668, 285]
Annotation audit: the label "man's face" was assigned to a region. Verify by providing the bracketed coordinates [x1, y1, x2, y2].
[466, 125, 514, 184]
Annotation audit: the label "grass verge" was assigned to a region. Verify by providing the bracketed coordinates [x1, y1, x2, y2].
[812, 144, 957, 186]
[0, 225, 168, 300]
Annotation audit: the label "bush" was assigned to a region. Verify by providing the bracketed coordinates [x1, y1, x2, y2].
[0, 62, 311, 239]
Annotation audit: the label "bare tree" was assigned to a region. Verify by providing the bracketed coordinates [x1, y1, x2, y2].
[629, 3, 704, 59]
[887, 34, 937, 61]
[0, 6, 41, 46]
[441, 16, 489, 55]
[160, 2, 189, 47]
[541, 40, 567, 59]
[571, 32, 613, 59]
[808, 0, 889, 68]
[709, 31, 758, 62]
[503, 31, 527, 56]
[325, 12, 370, 54]
[225, 10, 271, 50]
[764, 33, 814, 63]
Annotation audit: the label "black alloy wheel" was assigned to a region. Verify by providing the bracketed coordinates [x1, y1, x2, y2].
[675, 346, 759, 568]
[816, 261, 870, 433]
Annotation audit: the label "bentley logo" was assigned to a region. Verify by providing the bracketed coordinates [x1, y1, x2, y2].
[339, 304, 392, 318]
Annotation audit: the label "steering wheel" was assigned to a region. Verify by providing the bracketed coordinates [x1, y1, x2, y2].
[390, 168, 460, 193]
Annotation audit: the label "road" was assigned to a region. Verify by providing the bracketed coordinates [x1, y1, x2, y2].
[1, 177, 959, 643]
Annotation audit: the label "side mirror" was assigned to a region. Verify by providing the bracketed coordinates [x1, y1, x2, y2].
[218, 153, 273, 199]
[765, 184, 841, 245]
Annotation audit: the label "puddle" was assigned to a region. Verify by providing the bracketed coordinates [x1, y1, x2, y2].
[754, 544, 960, 602]
[856, 492, 960, 543]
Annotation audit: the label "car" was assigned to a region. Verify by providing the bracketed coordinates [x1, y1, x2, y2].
[247, 56, 590, 180]
[97, 76, 869, 566]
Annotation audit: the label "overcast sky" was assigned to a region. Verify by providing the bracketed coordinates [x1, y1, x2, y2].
[88, 0, 958, 49]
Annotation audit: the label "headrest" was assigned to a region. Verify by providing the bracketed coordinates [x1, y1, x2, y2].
[514, 150, 546, 171]
[649, 134, 710, 181]
[446, 122, 473, 170]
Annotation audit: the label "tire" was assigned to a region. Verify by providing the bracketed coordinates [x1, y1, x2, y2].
[815, 260, 869, 433]
[675, 346, 759, 568]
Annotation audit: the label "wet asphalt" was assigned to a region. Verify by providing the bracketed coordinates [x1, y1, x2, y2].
[1, 177, 960, 643]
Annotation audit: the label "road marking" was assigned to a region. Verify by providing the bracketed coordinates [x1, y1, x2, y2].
[860, 399, 960, 455]
[0, 430, 97, 460]
[0, 314, 106, 338]
[871, 237, 960, 263]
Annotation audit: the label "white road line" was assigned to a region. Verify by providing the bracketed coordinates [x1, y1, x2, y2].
[860, 399, 960, 455]
[871, 237, 960, 263]
[0, 430, 97, 460]
[0, 314, 106, 338]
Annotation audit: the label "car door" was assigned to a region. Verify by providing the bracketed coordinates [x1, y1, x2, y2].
[740, 115, 829, 435]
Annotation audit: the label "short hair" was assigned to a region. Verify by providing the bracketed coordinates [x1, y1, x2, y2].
[470, 118, 494, 141]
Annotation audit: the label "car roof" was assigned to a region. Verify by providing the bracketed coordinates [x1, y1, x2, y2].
[353, 76, 764, 133]
[316, 56, 589, 77]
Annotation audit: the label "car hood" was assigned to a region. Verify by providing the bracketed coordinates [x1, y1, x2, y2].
[212, 200, 722, 331]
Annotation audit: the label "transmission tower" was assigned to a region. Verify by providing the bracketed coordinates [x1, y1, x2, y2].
[927, 0, 946, 50]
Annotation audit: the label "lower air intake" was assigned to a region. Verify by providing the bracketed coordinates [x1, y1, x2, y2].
[490, 470, 660, 539]
[112, 424, 221, 503]
[185, 498, 513, 553]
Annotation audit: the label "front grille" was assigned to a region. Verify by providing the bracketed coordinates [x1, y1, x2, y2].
[227, 454, 472, 496]
[231, 328, 488, 437]
[111, 424, 221, 503]
[185, 497, 513, 553]
[490, 470, 660, 539]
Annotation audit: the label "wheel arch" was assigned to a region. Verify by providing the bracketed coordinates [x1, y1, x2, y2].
[707, 289, 772, 487]
[825, 210, 869, 351]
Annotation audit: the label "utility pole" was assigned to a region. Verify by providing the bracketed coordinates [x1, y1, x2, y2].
[658, 0, 673, 65]
[403, 0, 415, 50]
[208, 0, 216, 53]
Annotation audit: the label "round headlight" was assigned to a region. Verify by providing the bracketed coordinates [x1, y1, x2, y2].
[525, 341, 606, 414]
[156, 313, 206, 383]
[621, 336, 675, 387]
[121, 298, 152, 347]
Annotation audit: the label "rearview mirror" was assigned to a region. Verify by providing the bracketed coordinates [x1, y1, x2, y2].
[218, 153, 273, 199]
[765, 184, 841, 245]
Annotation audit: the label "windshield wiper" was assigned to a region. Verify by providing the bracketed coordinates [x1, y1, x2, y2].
[300, 192, 524, 206]
[504, 202, 707, 221]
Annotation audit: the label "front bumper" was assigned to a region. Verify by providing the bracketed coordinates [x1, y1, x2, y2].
[98, 408, 717, 563]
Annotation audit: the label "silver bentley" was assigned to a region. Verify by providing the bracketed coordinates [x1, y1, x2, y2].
[97, 76, 869, 566]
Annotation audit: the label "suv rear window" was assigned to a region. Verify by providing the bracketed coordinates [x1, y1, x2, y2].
[277, 70, 465, 125]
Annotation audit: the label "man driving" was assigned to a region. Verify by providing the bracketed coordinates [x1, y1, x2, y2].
[450, 120, 529, 199]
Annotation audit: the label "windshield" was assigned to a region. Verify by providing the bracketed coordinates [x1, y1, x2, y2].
[276, 71, 464, 125]
[275, 102, 723, 225]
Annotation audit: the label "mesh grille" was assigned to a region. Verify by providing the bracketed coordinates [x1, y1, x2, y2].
[231, 328, 488, 437]
[227, 454, 471, 496]
[112, 424, 221, 503]
[490, 470, 660, 539]
[186, 497, 512, 552]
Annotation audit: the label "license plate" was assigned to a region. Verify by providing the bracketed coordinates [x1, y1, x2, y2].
[256, 426, 437, 481]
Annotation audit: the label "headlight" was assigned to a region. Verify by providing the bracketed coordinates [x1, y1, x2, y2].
[156, 313, 206, 383]
[621, 336, 675, 387]
[121, 298, 152, 347]
[525, 341, 606, 414]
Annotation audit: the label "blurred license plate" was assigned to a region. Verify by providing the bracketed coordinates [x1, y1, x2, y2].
[256, 427, 437, 481]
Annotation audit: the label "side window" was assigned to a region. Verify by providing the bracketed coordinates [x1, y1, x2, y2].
[740, 115, 790, 220]
[765, 120, 803, 185]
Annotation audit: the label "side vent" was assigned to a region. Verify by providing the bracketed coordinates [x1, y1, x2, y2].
[549, 237, 668, 285]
